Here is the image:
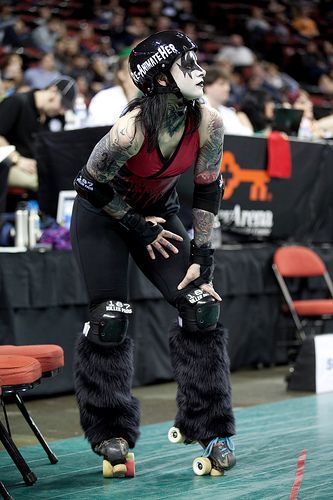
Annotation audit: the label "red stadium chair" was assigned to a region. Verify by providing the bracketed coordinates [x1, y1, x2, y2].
[0, 359, 41, 486]
[273, 246, 333, 348]
[0, 345, 64, 465]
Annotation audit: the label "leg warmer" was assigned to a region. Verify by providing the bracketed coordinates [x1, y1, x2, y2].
[74, 336, 140, 449]
[169, 323, 235, 441]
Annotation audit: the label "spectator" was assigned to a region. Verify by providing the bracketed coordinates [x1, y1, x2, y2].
[217, 34, 256, 68]
[86, 54, 137, 127]
[32, 15, 66, 53]
[240, 90, 275, 134]
[203, 66, 253, 135]
[24, 53, 62, 89]
[0, 53, 25, 98]
[0, 76, 76, 192]
[291, 6, 319, 39]
[2, 17, 31, 48]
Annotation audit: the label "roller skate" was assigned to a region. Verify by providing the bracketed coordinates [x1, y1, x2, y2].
[94, 438, 135, 478]
[168, 427, 235, 476]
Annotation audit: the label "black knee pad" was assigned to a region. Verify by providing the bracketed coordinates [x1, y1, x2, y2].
[83, 300, 132, 347]
[176, 288, 220, 333]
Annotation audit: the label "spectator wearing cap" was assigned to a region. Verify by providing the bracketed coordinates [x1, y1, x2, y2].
[0, 76, 76, 192]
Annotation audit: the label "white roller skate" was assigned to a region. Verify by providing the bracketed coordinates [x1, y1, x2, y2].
[168, 427, 235, 476]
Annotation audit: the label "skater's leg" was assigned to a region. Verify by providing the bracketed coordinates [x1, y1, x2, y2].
[75, 329, 140, 450]
[70, 199, 140, 452]
[129, 215, 235, 459]
[169, 322, 235, 441]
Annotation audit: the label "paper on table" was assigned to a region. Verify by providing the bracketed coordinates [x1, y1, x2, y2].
[0, 145, 15, 164]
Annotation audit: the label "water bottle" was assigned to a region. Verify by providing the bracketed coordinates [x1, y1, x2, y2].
[27, 200, 41, 249]
[212, 215, 222, 249]
[73, 95, 87, 129]
[15, 201, 29, 247]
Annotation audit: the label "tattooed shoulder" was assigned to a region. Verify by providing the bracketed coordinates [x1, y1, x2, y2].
[86, 111, 144, 182]
[199, 105, 224, 147]
[111, 111, 144, 154]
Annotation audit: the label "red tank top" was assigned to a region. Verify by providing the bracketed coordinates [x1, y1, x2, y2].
[112, 120, 200, 214]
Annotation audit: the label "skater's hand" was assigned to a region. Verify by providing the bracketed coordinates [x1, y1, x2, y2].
[177, 264, 222, 301]
[145, 216, 183, 260]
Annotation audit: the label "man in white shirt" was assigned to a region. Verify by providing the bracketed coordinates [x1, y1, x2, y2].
[86, 56, 138, 127]
[203, 66, 253, 136]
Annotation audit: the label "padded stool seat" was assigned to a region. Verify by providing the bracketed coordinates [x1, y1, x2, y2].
[0, 355, 42, 386]
[0, 345, 64, 373]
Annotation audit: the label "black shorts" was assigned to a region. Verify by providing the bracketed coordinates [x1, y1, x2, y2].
[70, 197, 191, 305]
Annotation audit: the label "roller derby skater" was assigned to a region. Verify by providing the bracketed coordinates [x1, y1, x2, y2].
[70, 30, 236, 479]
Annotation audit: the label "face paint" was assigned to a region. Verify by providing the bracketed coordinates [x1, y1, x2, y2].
[170, 50, 206, 100]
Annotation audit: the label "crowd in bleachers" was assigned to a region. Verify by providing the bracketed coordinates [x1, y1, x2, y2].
[1, 0, 333, 129]
[1, 0, 333, 208]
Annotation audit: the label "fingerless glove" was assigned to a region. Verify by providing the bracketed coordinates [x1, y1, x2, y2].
[120, 209, 163, 245]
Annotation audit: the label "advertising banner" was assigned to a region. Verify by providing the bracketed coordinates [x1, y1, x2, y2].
[220, 135, 333, 242]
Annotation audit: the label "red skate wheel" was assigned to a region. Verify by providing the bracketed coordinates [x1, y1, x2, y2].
[125, 452, 135, 477]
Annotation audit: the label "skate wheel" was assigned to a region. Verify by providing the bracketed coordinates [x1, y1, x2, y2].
[192, 457, 212, 476]
[125, 452, 135, 477]
[103, 460, 114, 478]
[168, 426, 185, 444]
[113, 463, 127, 477]
[210, 468, 224, 477]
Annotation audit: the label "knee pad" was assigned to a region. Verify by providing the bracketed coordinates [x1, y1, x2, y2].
[176, 288, 220, 333]
[83, 300, 132, 347]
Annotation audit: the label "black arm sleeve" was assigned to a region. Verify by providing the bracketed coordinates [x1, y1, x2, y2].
[73, 165, 115, 208]
[192, 174, 224, 215]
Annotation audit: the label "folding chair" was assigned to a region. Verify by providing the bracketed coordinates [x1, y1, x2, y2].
[272, 245, 333, 354]
[0, 345, 64, 466]
[0, 358, 41, 486]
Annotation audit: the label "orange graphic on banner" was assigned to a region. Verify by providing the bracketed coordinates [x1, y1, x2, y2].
[220, 151, 272, 201]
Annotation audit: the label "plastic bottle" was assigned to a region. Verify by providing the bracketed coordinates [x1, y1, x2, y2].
[27, 200, 41, 249]
[14, 201, 29, 248]
[212, 215, 222, 249]
[73, 95, 87, 129]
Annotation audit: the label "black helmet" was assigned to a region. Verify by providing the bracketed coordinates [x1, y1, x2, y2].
[129, 30, 197, 96]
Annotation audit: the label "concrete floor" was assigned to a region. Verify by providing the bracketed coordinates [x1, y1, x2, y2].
[1, 365, 310, 448]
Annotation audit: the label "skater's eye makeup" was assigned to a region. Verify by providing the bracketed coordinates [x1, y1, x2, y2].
[177, 51, 202, 79]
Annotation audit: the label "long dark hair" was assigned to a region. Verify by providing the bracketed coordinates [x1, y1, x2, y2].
[122, 94, 202, 152]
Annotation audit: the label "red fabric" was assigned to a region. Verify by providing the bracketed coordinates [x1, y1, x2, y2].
[267, 131, 292, 178]
[292, 299, 333, 316]
[274, 246, 326, 277]
[0, 345, 64, 373]
[126, 123, 200, 178]
[0, 355, 42, 386]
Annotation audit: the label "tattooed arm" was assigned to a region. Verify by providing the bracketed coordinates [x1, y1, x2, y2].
[177, 105, 223, 300]
[193, 106, 224, 247]
[85, 112, 143, 219]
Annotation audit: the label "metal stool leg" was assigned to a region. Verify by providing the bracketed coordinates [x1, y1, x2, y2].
[0, 481, 14, 500]
[0, 420, 37, 486]
[14, 393, 58, 464]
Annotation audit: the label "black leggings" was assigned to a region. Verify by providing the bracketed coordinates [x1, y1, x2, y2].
[70, 197, 191, 306]
[70, 197, 235, 447]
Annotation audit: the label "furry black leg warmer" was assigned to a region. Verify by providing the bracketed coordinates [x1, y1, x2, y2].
[74, 336, 140, 449]
[169, 323, 235, 441]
